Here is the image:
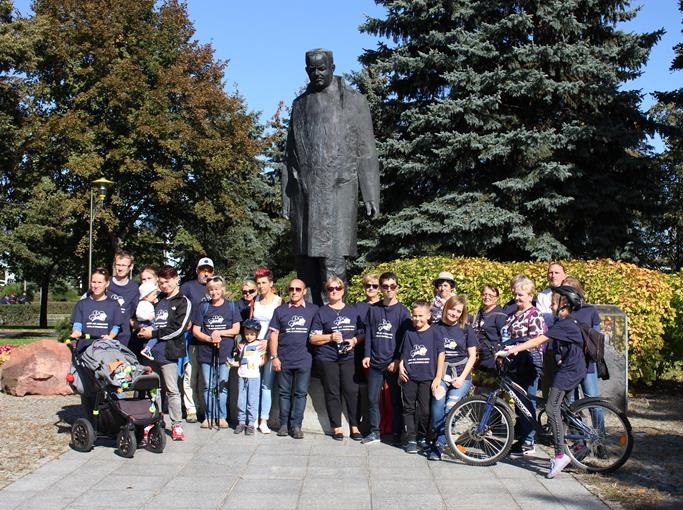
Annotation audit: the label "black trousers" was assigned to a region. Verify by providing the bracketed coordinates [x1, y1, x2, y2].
[317, 359, 359, 429]
[402, 379, 431, 442]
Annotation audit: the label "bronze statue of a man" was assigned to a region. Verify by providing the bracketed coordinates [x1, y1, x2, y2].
[283, 48, 380, 304]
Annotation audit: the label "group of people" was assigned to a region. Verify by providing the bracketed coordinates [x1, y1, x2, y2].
[70, 252, 601, 478]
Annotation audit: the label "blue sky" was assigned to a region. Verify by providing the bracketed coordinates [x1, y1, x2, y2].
[12, 1, 683, 123]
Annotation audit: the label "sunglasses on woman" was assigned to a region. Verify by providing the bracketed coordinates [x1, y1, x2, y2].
[208, 275, 224, 283]
[364, 283, 379, 290]
[327, 285, 343, 292]
[242, 289, 256, 295]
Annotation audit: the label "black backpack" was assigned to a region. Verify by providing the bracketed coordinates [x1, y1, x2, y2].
[572, 319, 609, 380]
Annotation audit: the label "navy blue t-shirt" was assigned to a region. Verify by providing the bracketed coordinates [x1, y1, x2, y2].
[435, 322, 478, 378]
[71, 296, 124, 352]
[107, 278, 139, 346]
[269, 303, 318, 369]
[191, 300, 240, 364]
[570, 304, 601, 374]
[364, 301, 412, 368]
[471, 306, 506, 368]
[311, 303, 360, 363]
[401, 327, 444, 382]
[355, 300, 379, 335]
[546, 317, 587, 391]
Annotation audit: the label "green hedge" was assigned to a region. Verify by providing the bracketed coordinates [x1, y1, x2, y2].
[0, 302, 76, 327]
[348, 257, 680, 384]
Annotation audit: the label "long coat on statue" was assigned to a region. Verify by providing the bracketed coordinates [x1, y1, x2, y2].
[283, 76, 380, 258]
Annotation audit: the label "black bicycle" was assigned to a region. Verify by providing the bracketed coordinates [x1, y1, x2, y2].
[444, 357, 633, 473]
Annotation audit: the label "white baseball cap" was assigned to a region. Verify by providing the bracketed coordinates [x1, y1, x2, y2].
[196, 257, 214, 269]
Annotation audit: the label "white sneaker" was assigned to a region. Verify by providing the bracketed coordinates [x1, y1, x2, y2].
[546, 454, 571, 479]
[258, 422, 271, 434]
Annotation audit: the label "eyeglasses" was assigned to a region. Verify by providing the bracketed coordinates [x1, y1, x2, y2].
[381, 283, 398, 290]
[481, 293, 498, 299]
[242, 289, 256, 295]
[289, 286, 303, 292]
[208, 276, 224, 283]
[364, 283, 379, 290]
[327, 286, 343, 292]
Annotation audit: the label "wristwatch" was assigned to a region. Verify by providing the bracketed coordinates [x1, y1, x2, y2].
[270, 354, 279, 360]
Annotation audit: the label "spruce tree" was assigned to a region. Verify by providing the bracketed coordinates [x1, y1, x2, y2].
[355, 0, 661, 261]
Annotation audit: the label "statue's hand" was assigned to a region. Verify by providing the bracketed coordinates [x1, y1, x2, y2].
[365, 201, 379, 218]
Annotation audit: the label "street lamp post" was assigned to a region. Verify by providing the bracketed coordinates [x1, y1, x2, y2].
[88, 177, 114, 279]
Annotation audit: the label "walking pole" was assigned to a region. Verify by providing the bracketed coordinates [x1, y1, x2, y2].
[207, 341, 215, 429]
[212, 342, 220, 430]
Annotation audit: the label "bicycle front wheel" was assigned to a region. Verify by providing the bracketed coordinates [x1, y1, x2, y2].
[445, 395, 514, 466]
[563, 398, 633, 474]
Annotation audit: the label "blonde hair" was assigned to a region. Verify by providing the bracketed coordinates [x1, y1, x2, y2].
[443, 295, 469, 328]
[206, 278, 225, 298]
[362, 273, 379, 285]
[325, 276, 345, 291]
[513, 276, 535, 296]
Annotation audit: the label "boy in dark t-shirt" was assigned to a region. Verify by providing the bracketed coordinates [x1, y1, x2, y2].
[361, 272, 412, 445]
[501, 286, 587, 479]
[398, 300, 445, 454]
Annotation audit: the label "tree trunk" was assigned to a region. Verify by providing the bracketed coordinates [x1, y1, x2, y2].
[39, 276, 50, 328]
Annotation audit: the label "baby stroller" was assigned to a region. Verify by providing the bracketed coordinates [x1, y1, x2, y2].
[66, 337, 166, 458]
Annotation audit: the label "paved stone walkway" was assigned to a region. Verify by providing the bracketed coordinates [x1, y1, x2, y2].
[0, 426, 613, 510]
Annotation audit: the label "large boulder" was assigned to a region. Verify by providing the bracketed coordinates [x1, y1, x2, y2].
[1, 340, 72, 396]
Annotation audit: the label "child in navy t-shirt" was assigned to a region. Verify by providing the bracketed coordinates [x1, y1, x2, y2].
[503, 287, 587, 479]
[398, 300, 445, 454]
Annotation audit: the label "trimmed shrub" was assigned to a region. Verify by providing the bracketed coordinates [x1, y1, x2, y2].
[348, 257, 675, 384]
[0, 302, 76, 327]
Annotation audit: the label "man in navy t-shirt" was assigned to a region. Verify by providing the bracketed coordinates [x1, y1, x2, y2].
[179, 256, 214, 423]
[269, 279, 318, 439]
[106, 250, 139, 347]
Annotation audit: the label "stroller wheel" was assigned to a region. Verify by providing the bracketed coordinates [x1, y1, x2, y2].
[71, 418, 95, 452]
[146, 424, 167, 454]
[116, 427, 137, 458]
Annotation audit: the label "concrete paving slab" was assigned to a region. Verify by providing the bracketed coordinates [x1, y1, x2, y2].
[0, 422, 618, 510]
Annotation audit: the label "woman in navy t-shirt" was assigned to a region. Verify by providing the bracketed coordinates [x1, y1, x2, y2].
[429, 295, 478, 460]
[309, 277, 363, 441]
[502, 286, 587, 479]
[70, 267, 123, 353]
[471, 284, 507, 371]
[191, 276, 240, 429]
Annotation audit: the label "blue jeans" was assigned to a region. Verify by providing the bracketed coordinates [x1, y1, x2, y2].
[279, 367, 312, 428]
[515, 373, 539, 445]
[573, 370, 604, 431]
[201, 362, 229, 420]
[237, 376, 260, 425]
[260, 358, 274, 420]
[431, 378, 472, 447]
[367, 365, 402, 435]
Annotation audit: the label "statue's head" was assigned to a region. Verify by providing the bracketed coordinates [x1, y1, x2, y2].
[305, 49, 335, 91]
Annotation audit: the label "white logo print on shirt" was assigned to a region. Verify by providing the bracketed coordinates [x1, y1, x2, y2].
[156, 310, 169, 322]
[207, 315, 225, 326]
[88, 310, 107, 321]
[288, 315, 306, 327]
[333, 315, 351, 328]
[377, 319, 392, 333]
[444, 338, 457, 350]
[410, 344, 428, 358]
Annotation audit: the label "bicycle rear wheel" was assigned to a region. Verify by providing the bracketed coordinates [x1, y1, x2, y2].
[563, 398, 633, 474]
[445, 395, 514, 466]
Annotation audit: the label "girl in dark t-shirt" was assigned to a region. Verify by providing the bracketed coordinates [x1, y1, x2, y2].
[502, 286, 587, 479]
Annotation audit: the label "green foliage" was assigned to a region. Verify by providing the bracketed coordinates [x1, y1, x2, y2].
[2, 0, 281, 288]
[353, 0, 662, 263]
[348, 256, 678, 384]
[0, 301, 75, 326]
